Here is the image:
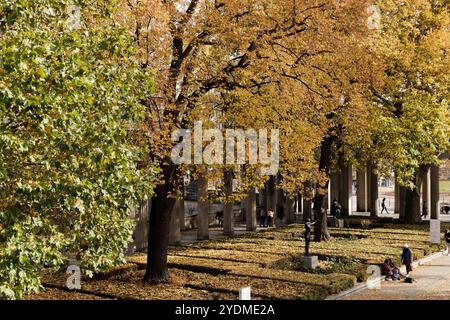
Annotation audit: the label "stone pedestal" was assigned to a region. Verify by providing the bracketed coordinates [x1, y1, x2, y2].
[430, 219, 440, 244]
[300, 256, 318, 269]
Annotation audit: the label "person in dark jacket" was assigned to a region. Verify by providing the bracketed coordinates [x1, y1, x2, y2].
[277, 204, 284, 223]
[331, 199, 342, 219]
[259, 208, 267, 228]
[401, 243, 413, 274]
[215, 211, 223, 228]
[381, 198, 389, 214]
[444, 230, 450, 255]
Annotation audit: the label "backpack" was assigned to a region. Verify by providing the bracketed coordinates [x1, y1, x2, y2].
[404, 277, 415, 283]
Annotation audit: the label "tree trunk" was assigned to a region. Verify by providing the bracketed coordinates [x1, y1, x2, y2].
[313, 136, 333, 242]
[144, 163, 178, 283]
[285, 197, 295, 224]
[404, 187, 421, 224]
[302, 181, 312, 222]
[404, 165, 428, 224]
[179, 184, 186, 231]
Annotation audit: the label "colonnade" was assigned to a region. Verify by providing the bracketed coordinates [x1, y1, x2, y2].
[163, 163, 443, 246]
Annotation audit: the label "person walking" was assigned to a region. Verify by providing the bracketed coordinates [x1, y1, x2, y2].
[444, 230, 450, 255]
[277, 204, 284, 225]
[331, 199, 342, 219]
[215, 211, 223, 228]
[401, 243, 413, 275]
[259, 208, 267, 228]
[381, 198, 389, 214]
[267, 208, 274, 227]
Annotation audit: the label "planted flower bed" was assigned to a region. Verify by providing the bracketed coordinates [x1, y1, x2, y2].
[26, 222, 449, 300]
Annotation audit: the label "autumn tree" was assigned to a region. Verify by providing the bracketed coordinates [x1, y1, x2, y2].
[118, 0, 389, 284]
[0, 0, 155, 299]
[361, 0, 450, 223]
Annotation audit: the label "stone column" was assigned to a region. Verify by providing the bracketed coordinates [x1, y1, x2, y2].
[245, 188, 257, 231]
[330, 171, 340, 205]
[223, 170, 234, 235]
[341, 164, 353, 216]
[422, 168, 431, 217]
[197, 175, 209, 240]
[178, 198, 186, 231]
[394, 177, 400, 214]
[399, 186, 406, 220]
[274, 173, 284, 226]
[267, 175, 276, 213]
[178, 184, 186, 231]
[169, 199, 182, 245]
[430, 164, 440, 220]
[285, 197, 295, 224]
[368, 165, 379, 217]
[356, 170, 367, 212]
[261, 184, 268, 215]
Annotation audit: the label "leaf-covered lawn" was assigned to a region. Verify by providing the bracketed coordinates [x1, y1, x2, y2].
[26, 222, 449, 300]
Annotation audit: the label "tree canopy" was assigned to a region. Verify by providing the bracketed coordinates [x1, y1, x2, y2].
[0, 0, 156, 299]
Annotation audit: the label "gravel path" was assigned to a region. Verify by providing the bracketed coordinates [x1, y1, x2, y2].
[343, 255, 450, 300]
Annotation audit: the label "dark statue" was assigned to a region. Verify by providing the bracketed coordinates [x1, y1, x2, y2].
[304, 218, 317, 256]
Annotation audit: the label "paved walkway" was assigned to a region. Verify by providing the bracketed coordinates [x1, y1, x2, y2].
[343, 255, 450, 300]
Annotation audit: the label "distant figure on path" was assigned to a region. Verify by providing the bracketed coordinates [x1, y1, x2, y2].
[277, 204, 284, 223]
[260, 208, 267, 228]
[444, 230, 450, 255]
[331, 199, 342, 219]
[381, 198, 389, 214]
[215, 211, 223, 228]
[401, 243, 413, 275]
[421, 202, 428, 219]
[267, 208, 274, 227]
[443, 205, 450, 215]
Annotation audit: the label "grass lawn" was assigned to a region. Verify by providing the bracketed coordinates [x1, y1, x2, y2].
[25, 221, 449, 300]
[440, 180, 450, 194]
